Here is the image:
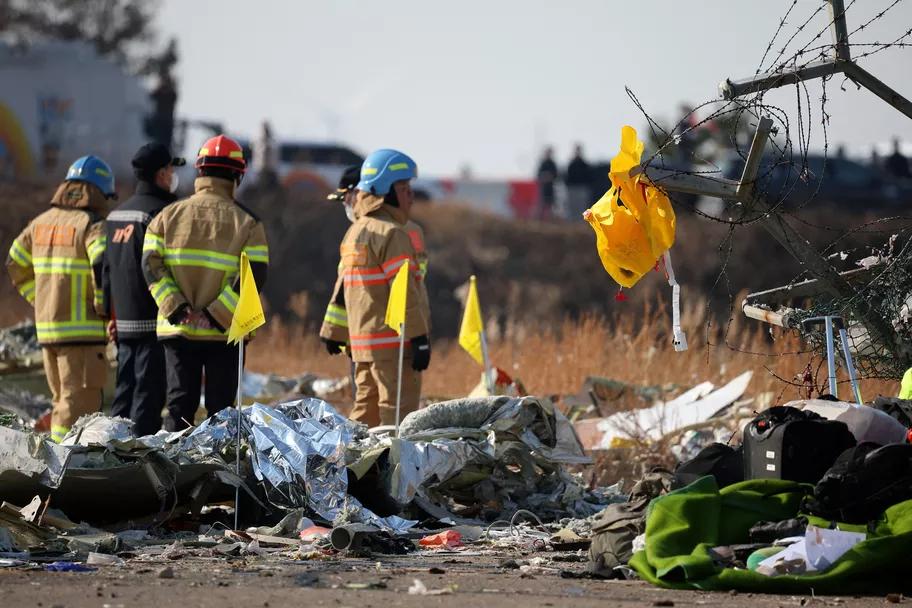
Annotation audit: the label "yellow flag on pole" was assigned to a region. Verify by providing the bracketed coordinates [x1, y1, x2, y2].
[227, 252, 266, 344]
[385, 260, 409, 334]
[458, 275, 484, 365]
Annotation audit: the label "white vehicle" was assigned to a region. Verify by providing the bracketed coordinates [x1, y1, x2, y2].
[245, 140, 365, 196]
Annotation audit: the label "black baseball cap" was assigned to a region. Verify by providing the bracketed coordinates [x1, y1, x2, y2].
[131, 142, 186, 175]
[327, 165, 361, 201]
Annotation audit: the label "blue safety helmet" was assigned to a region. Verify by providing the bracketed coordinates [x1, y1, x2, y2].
[65, 155, 116, 198]
[357, 148, 417, 196]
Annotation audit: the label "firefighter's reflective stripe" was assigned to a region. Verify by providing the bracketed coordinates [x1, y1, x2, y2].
[323, 303, 348, 328]
[9, 239, 32, 267]
[418, 260, 428, 280]
[343, 265, 387, 286]
[149, 276, 181, 307]
[389, 162, 410, 171]
[32, 257, 91, 274]
[156, 318, 226, 338]
[350, 331, 401, 351]
[216, 284, 239, 315]
[51, 425, 69, 443]
[18, 279, 36, 304]
[70, 274, 86, 321]
[86, 236, 106, 265]
[242, 244, 269, 264]
[35, 320, 105, 342]
[381, 254, 409, 277]
[143, 231, 164, 254]
[164, 247, 239, 272]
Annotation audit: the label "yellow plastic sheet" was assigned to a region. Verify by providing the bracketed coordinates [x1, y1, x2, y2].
[584, 126, 676, 288]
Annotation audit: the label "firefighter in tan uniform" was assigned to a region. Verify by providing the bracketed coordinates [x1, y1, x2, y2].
[6, 156, 114, 442]
[142, 135, 269, 430]
[320, 166, 431, 357]
[323, 149, 430, 427]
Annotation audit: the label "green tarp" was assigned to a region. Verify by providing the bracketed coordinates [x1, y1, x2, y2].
[629, 476, 912, 594]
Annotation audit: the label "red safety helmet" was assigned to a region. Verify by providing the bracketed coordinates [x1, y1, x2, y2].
[195, 135, 247, 173]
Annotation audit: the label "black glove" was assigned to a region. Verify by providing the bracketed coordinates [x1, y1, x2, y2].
[411, 335, 431, 371]
[167, 303, 191, 325]
[322, 338, 346, 355]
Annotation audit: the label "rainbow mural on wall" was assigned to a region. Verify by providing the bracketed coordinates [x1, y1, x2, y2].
[0, 100, 36, 178]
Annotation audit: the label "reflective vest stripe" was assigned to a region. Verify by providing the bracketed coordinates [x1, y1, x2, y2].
[150, 277, 180, 307]
[242, 245, 269, 263]
[350, 331, 401, 350]
[143, 232, 164, 254]
[35, 320, 105, 341]
[51, 425, 69, 443]
[19, 279, 36, 304]
[70, 274, 86, 321]
[164, 248, 239, 272]
[381, 255, 411, 278]
[217, 285, 239, 314]
[32, 257, 90, 274]
[9, 239, 32, 267]
[343, 265, 387, 286]
[323, 304, 348, 328]
[86, 237, 106, 265]
[108, 210, 152, 224]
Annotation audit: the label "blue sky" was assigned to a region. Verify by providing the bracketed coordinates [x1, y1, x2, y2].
[159, 0, 912, 177]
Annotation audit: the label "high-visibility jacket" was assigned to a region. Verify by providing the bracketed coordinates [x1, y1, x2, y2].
[330, 192, 429, 362]
[321, 218, 429, 344]
[141, 176, 269, 341]
[6, 181, 108, 344]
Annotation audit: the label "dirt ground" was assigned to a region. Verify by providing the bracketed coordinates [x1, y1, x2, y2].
[1, 552, 898, 608]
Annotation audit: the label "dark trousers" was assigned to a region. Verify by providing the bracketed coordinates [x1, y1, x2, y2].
[162, 338, 240, 431]
[110, 336, 166, 437]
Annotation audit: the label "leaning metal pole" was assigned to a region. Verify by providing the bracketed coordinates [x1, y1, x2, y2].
[635, 116, 911, 367]
[719, 0, 912, 120]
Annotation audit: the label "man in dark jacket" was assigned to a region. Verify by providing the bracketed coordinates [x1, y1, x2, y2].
[564, 143, 592, 219]
[102, 143, 184, 435]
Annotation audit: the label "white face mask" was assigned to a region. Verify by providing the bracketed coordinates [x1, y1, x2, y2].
[344, 202, 356, 223]
[169, 172, 180, 194]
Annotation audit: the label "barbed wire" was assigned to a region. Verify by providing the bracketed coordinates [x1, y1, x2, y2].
[625, 0, 912, 383]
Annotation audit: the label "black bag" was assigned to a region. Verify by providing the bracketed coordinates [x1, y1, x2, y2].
[803, 442, 912, 524]
[871, 396, 912, 429]
[742, 406, 856, 484]
[673, 443, 744, 489]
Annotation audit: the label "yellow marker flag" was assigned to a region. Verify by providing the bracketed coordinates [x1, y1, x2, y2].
[227, 252, 266, 344]
[458, 275, 484, 365]
[385, 260, 409, 334]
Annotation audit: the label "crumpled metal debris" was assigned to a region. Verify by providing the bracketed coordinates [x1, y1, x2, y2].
[380, 396, 602, 522]
[181, 399, 415, 533]
[0, 388, 51, 430]
[0, 321, 41, 371]
[0, 425, 69, 489]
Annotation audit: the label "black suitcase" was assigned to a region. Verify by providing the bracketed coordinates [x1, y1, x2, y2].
[742, 406, 856, 484]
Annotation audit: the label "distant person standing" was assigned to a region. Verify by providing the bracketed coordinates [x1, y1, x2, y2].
[103, 143, 185, 436]
[885, 138, 911, 179]
[252, 120, 279, 188]
[536, 146, 558, 219]
[564, 143, 592, 219]
[145, 72, 178, 150]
